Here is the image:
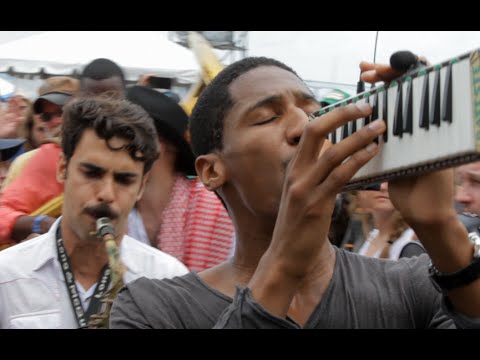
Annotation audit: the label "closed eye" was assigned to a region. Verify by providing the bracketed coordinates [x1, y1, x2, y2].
[254, 116, 279, 126]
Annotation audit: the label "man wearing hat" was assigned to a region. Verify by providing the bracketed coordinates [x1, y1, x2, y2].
[126, 85, 235, 272]
[0, 76, 79, 249]
[1, 78, 80, 189]
[0, 96, 188, 328]
[0, 60, 127, 249]
[33, 76, 79, 139]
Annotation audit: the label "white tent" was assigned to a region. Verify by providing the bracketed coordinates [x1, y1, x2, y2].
[0, 76, 15, 100]
[0, 31, 200, 84]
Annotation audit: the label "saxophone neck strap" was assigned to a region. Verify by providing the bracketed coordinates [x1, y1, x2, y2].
[55, 224, 112, 329]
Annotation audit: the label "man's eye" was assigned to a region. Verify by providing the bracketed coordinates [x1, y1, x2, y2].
[115, 175, 135, 185]
[255, 116, 279, 126]
[84, 171, 101, 178]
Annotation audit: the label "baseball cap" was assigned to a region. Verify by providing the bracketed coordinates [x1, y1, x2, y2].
[0, 139, 26, 162]
[33, 76, 80, 114]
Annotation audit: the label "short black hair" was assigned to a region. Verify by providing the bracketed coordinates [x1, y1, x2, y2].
[81, 58, 126, 85]
[61, 96, 159, 174]
[189, 57, 300, 157]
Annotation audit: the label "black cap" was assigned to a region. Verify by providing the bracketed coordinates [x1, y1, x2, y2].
[126, 85, 196, 176]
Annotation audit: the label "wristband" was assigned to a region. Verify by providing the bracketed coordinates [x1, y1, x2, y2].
[429, 232, 480, 292]
[32, 215, 48, 234]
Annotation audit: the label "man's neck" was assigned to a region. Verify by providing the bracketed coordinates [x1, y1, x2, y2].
[136, 159, 177, 243]
[201, 213, 336, 298]
[198, 211, 276, 297]
[201, 239, 336, 328]
[60, 221, 115, 289]
[143, 172, 176, 202]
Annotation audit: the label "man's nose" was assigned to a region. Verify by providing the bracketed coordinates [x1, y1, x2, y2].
[455, 185, 472, 204]
[286, 107, 310, 146]
[380, 182, 388, 191]
[97, 178, 115, 203]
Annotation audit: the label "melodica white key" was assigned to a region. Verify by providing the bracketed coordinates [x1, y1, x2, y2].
[313, 48, 480, 192]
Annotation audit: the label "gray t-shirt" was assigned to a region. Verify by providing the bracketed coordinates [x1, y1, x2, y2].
[110, 247, 477, 329]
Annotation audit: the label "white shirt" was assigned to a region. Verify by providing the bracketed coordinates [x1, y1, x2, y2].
[0, 218, 189, 329]
[358, 228, 421, 260]
[127, 207, 150, 246]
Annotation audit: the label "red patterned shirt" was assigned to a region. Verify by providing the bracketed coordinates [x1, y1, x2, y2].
[154, 175, 234, 272]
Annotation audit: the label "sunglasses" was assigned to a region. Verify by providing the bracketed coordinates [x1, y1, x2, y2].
[40, 111, 63, 122]
[361, 183, 381, 191]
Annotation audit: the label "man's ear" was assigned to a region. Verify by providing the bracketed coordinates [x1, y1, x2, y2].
[56, 153, 67, 183]
[136, 171, 150, 201]
[195, 153, 226, 191]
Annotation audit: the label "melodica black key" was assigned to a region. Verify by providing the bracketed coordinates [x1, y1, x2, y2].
[341, 123, 349, 140]
[367, 92, 379, 143]
[350, 114, 357, 134]
[332, 103, 344, 144]
[430, 66, 441, 126]
[381, 88, 388, 143]
[441, 61, 454, 123]
[392, 80, 403, 137]
[355, 91, 373, 131]
[419, 69, 429, 129]
[403, 77, 413, 134]
[308, 48, 480, 192]
[366, 92, 376, 127]
[330, 125, 337, 144]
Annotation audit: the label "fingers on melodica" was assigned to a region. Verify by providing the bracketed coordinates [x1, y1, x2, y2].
[296, 103, 373, 168]
[320, 140, 380, 194]
[313, 118, 384, 185]
[360, 63, 402, 84]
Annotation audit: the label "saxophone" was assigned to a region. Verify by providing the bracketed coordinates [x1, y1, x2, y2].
[88, 217, 126, 329]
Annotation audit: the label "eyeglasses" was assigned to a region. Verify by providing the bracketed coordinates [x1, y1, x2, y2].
[40, 111, 63, 122]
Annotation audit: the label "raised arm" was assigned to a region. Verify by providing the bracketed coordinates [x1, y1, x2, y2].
[243, 104, 383, 319]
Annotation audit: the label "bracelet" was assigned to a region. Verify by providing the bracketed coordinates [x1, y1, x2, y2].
[428, 232, 480, 292]
[429, 256, 480, 292]
[32, 215, 48, 234]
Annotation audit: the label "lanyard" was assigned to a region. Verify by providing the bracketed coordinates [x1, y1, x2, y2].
[56, 225, 111, 328]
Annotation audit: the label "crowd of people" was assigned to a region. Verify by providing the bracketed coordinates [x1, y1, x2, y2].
[0, 53, 479, 329]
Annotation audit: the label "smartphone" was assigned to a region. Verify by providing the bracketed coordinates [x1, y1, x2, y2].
[146, 76, 172, 90]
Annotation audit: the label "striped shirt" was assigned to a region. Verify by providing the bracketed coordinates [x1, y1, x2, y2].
[134, 175, 235, 272]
